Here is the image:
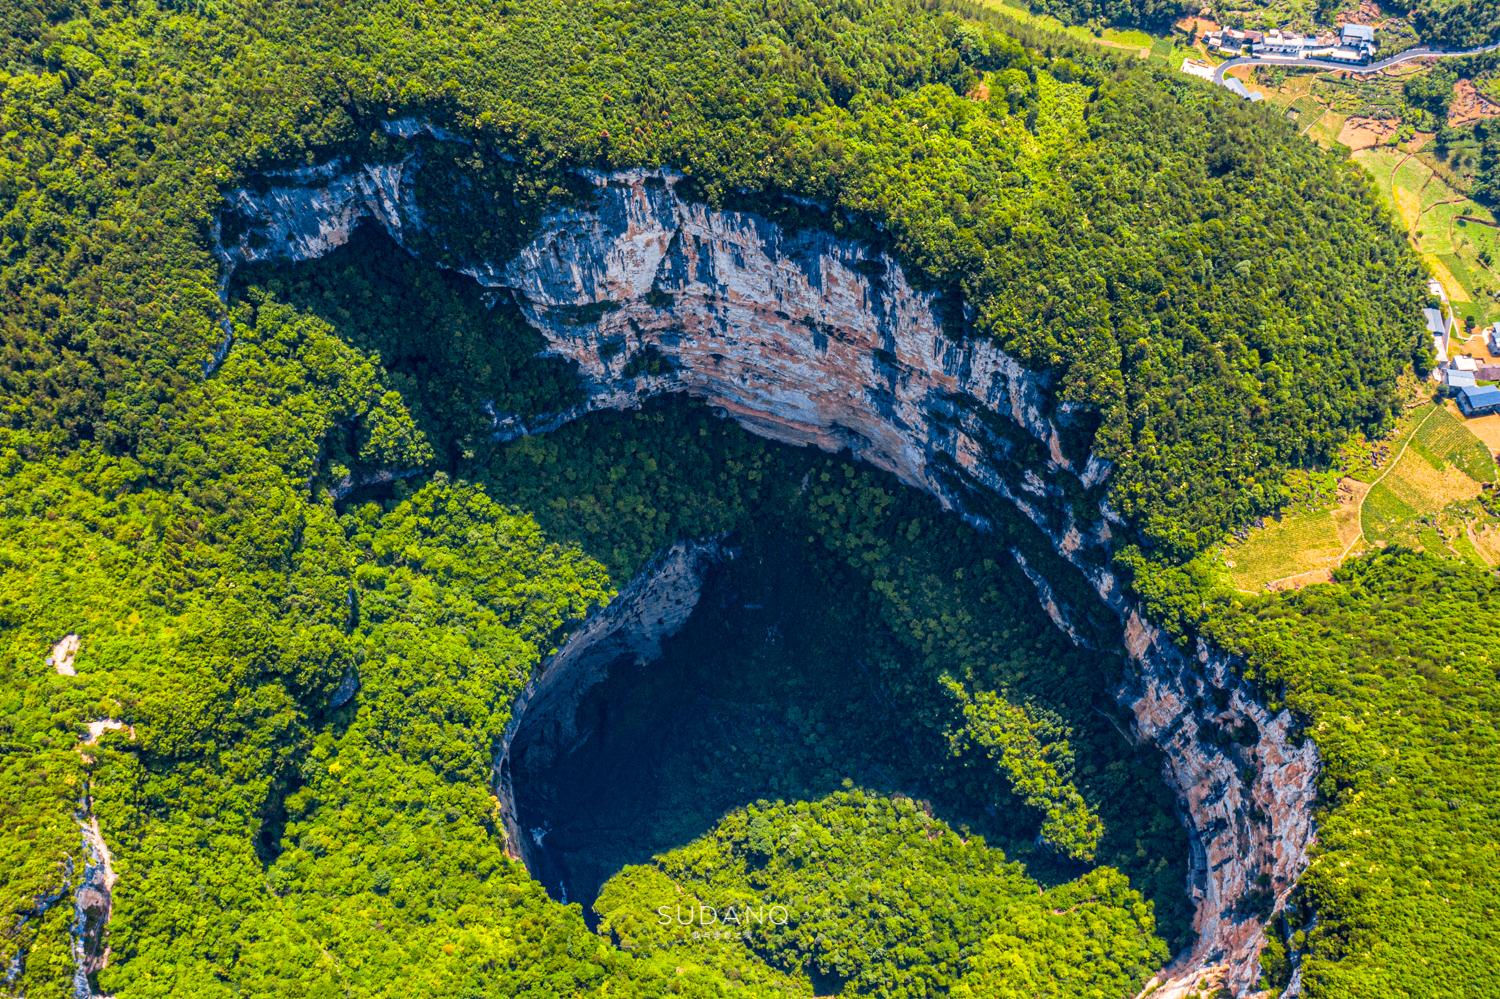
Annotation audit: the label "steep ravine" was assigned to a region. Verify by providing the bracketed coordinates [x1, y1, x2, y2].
[218, 131, 1319, 998]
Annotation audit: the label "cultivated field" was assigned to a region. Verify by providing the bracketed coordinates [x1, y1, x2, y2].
[1351, 146, 1500, 326]
[1221, 402, 1500, 591]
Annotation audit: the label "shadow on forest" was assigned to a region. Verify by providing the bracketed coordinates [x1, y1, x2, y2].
[511, 529, 1073, 920]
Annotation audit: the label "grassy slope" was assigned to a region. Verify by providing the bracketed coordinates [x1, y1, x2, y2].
[1221, 401, 1500, 590]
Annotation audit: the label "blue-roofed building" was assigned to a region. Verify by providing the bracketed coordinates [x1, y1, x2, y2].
[1426, 307, 1452, 364]
[1445, 368, 1477, 390]
[1457, 384, 1500, 417]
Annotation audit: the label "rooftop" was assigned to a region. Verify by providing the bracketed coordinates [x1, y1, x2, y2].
[1446, 369, 1477, 388]
[1458, 384, 1500, 411]
[1220, 77, 1265, 102]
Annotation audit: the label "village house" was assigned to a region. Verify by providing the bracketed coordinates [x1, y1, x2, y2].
[1326, 45, 1367, 63]
[1340, 23, 1377, 54]
[1457, 384, 1500, 417]
[1444, 367, 1477, 391]
[1256, 29, 1312, 56]
[1426, 306, 1452, 363]
[1206, 28, 1262, 55]
[1247, 23, 1376, 63]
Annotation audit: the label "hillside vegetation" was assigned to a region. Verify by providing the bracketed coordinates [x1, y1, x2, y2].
[0, 1, 1494, 998]
[2, 0, 1428, 555]
[1210, 552, 1500, 996]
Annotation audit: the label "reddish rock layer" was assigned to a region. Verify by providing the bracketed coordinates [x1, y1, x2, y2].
[219, 142, 1318, 996]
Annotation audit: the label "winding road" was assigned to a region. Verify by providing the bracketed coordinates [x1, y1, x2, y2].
[1213, 41, 1500, 85]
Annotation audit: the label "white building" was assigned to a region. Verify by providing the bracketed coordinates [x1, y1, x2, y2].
[1341, 23, 1377, 52]
[1181, 58, 1215, 81]
[1426, 307, 1452, 364]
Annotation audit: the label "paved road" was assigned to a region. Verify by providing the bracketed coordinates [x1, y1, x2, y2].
[1212, 41, 1500, 84]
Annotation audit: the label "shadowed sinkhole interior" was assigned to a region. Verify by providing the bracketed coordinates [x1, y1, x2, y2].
[503, 525, 1178, 932]
[484, 406, 1196, 951]
[235, 222, 1195, 953]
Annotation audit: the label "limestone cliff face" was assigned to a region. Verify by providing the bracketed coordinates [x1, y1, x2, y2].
[71, 815, 114, 999]
[219, 139, 1318, 997]
[494, 540, 723, 902]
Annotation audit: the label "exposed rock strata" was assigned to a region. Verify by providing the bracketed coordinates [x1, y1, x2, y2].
[219, 142, 1319, 996]
[71, 720, 129, 999]
[72, 815, 115, 999]
[494, 540, 723, 897]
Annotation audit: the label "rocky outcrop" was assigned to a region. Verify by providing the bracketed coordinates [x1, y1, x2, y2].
[494, 540, 724, 898]
[219, 138, 1319, 997]
[49, 633, 81, 676]
[71, 815, 115, 999]
[71, 721, 130, 999]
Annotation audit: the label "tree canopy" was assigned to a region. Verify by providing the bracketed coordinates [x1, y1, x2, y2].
[0, 1, 1487, 997]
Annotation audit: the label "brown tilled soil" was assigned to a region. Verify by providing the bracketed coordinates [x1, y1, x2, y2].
[1449, 400, 1500, 454]
[1176, 15, 1222, 36]
[1405, 130, 1434, 152]
[1335, 0, 1383, 28]
[1338, 116, 1400, 150]
[1449, 79, 1500, 129]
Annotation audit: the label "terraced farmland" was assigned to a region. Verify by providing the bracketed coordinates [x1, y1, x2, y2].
[1353, 146, 1500, 324]
[1221, 402, 1500, 591]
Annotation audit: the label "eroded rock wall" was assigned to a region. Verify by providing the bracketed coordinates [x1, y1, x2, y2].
[219, 141, 1318, 997]
[494, 540, 723, 894]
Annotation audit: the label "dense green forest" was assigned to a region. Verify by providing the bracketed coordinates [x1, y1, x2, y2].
[1, 0, 1496, 997]
[3, 0, 1430, 555]
[1398, 0, 1500, 50]
[594, 790, 1166, 998]
[1027, 0, 1191, 30]
[487, 398, 1191, 935]
[1208, 553, 1500, 996]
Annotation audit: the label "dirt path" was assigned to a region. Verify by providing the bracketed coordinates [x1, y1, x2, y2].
[1251, 407, 1441, 592]
[1340, 405, 1440, 558]
[1391, 151, 1420, 228]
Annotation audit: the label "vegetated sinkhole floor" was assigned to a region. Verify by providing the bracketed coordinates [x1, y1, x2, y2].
[235, 225, 1194, 951]
[491, 408, 1194, 949]
[508, 534, 1008, 914]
